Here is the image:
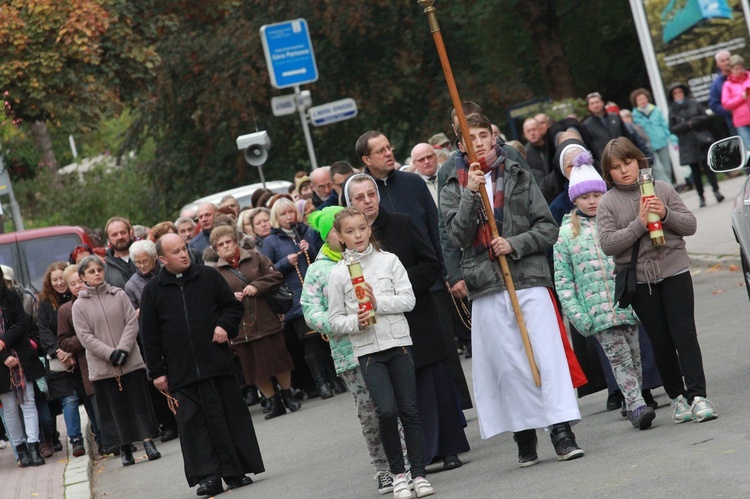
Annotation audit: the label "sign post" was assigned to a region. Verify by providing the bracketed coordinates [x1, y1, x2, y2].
[309, 98, 358, 127]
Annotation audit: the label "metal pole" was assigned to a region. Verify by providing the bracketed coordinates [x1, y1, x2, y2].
[257, 165, 267, 189]
[0, 152, 24, 231]
[295, 85, 319, 170]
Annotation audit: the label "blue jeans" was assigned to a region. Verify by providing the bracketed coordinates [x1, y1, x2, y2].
[61, 392, 83, 442]
[737, 125, 750, 151]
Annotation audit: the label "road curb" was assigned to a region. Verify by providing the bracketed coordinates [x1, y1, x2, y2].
[63, 406, 92, 499]
[689, 253, 741, 269]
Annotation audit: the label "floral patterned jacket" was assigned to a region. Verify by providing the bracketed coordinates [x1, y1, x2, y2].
[300, 252, 357, 374]
[553, 212, 638, 336]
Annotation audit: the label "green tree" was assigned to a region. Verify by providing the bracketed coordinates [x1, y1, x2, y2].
[0, 0, 161, 172]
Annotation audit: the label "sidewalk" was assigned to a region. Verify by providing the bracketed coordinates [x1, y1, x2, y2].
[0, 406, 92, 499]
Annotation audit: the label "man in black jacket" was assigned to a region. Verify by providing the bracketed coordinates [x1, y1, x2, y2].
[582, 92, 648, 159]
[139, 234, 262, 497]
[103, 216, 136, 289]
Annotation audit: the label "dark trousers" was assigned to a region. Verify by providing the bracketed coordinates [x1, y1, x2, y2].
[688, 160, 719, 198]
[631, 271, 706, 401]
[359, 347, 425, 478]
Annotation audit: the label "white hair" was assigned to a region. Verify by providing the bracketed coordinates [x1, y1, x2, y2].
[129, 239, 157, 260]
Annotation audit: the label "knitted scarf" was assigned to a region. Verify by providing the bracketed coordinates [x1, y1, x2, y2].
[320, 243, 341, 262]
[456, 143, 506, 253]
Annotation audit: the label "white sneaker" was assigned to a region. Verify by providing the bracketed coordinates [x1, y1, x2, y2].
[0, 440, 7, 449]
[670, 395, 693, 424]
[412, 476, 435, 498]
[392, 474, 412, 499]
[690, 396, 718, 423]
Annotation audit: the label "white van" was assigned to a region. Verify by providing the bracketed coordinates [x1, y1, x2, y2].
[181, 180, 292, 214]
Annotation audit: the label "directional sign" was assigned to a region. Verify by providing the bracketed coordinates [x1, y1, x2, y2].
[271, 94, 297, 117]
[260, 19, 318, 89]
[309, 98, 358, 127]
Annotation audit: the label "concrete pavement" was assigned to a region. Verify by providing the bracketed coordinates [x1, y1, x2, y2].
[3, 174, 747, 498]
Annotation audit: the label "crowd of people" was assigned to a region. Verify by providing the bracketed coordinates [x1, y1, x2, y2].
[0, 56, 734, 497]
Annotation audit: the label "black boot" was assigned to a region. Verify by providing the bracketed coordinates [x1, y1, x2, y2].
[306, 353, 334, 399]
[16, 443, 32, 468]
[512, 429, 539, 467]
[243, 385, 261, 406]
[28, 442, 46, 467]
[143, 439, 161, 461]
[606, 390, 621, 411]
[550, 422, 584, 461]
[328, 376, 347, 394]
[121, 444, 135, 466]
[699, 195, 706, 208]
[280, 389, 301, 412]
[715, 189, 725, 203]
[264, 394, 287, 420]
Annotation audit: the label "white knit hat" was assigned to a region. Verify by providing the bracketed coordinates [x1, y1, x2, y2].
[567, 150, 606, 202]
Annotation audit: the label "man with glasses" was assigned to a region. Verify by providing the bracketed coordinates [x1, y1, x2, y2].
[356, 130, 473, 410]
[410, 143, 440, 205]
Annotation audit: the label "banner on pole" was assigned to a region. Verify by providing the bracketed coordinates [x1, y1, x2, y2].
[642, 0, 748, 102]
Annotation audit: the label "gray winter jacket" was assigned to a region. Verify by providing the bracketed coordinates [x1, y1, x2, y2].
[439, 159, 558, 300]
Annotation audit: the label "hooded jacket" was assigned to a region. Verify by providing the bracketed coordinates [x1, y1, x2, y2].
[668, 82, 711, 165]
[721, 70, 750, 128]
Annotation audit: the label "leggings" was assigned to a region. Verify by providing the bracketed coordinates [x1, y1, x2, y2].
[631, 271, 706, 401]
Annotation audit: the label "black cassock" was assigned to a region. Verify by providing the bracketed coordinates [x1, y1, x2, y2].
[175, 376, 264, 486]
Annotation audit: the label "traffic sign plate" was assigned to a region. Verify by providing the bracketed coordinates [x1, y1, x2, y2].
[309, 98, 358, 127]
[260, 19, 318, 89]
[271, 94, 297, 116]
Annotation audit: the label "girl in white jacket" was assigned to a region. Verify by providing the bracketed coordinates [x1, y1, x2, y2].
[328, 208, 433, 499]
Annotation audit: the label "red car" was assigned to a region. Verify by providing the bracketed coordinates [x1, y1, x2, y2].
[0, 226, 103, 294]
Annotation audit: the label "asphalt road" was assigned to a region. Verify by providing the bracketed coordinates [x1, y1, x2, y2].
[92, 267, 750, 499]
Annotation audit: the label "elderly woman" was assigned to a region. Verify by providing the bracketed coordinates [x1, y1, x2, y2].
[57, 264, 103, 455]
[210, 226, 300, 419]
[72, 255, 161, 466]
[261, 198, 342, 400]
[37, 262, 86, 457]
[0, 276, 46, 467]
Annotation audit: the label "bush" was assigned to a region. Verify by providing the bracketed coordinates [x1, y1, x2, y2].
[13, 159, 171, 231]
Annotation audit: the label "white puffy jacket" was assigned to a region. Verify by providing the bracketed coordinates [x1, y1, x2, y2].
[328, 245, 416, 358]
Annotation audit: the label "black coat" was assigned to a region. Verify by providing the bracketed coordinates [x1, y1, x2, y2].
[582, 112, 635, 158]
[37, 294, 80, 398]
[138, 263, 245, 392]
[668, 83, 710, 165]
[104, 247, 136, 290]
[371, 210, 448, 369]
[0, 289, 45, 393]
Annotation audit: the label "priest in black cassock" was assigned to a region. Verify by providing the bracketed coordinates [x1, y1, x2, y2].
[139, 234, 264, 497]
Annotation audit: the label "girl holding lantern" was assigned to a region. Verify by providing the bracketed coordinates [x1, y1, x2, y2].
[327, 207, 434, 499]
[597, 137, 717, 425]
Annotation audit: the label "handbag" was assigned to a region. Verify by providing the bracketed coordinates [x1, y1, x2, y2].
[47, 355, 70, 373]
[614, 239, 640, 309]
[226, 267, 293, 315]
[695, 129, 714, 147]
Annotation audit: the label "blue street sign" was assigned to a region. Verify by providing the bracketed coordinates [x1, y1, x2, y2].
[260, 19, 319, 89]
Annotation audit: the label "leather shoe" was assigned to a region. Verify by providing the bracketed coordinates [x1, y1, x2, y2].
[443, 454, 463, 470]
[161, 425, 178, 442]
[120, 445, 135, 466]
[196, 477, 223, 496]
[224, 475, 253, 490]
[606, 391, 622, 411]
[143, 439, 161, 461]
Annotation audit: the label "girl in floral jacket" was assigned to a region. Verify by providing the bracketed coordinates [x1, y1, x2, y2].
[553, 151, 654, 430]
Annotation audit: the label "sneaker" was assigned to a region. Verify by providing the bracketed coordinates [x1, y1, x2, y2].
[0, 440, 7, 449]
[550, 424, 584, 461]
[513, 430, 539, 468]
[690, 396, 718, 423]
[71, 438, 86, 457]
[627, 405, 656, 430]
[412, 476, 434, 498]
[375, 471, 394, 495]
[670, 395, 693, 424]
[392, 474, 412, 499]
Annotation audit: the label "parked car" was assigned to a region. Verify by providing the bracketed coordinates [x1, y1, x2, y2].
[0, 226, 103, 294]
[180, 180, 292, 214]
[708, 136, 750, 298]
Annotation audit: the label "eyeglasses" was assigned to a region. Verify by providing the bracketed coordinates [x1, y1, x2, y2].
[412, 153, 437, 164]
[367, 144, 395, 156]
